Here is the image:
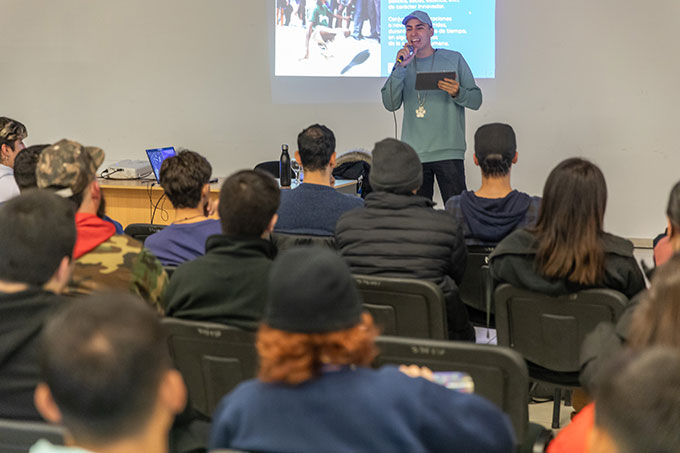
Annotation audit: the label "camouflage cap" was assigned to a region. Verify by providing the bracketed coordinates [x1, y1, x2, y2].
[36, 139, 105, 197]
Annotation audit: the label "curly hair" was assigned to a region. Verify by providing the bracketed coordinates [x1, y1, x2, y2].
[257, 312, 379, 385]
[0, 116, 27, 148]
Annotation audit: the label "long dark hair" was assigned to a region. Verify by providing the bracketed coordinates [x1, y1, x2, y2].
[532, 158, 607, 285]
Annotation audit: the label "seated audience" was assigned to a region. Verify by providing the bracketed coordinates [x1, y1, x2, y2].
[275, 124, 363, 236]
[32, 292, 187, 453]
[14, 142, 124, 234]
[580, 180, 680, 391]
[0, 116, 27, 202]
[209, 247, 515, 453]
[335, 138, 472, 340]
[549, 250, 680, 453]
[588, 348, 680, 453]
[36, 139, 168, 311]
[445, 123, 541, 245]
[13, 144, 49, 191]
[164, 170, 279, 330]
[0, 191, 75, 420]
[489, 157, 645, 299]
[145, 150, 221, 266]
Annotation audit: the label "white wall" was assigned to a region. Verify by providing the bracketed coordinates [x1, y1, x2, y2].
[2, 0, 679, 238]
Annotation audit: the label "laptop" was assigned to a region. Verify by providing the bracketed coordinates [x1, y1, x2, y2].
[145, 147, 177, 182]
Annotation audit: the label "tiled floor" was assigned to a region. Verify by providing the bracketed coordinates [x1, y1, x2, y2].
[474, 326, 497, 345]
[529, 399, 573, 432]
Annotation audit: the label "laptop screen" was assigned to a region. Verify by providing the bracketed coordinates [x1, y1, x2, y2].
[145, 147, 176, 182]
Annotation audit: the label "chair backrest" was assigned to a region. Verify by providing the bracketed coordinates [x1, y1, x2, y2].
[458, 245, 496, 324]
[354, 275, 448, 340]
[270, 232, 337, 252]
[374, 336, 529, 444]
[123, 223, 166, 243]
[0, 419, 64, 452]
[254, 161, 293, 179]
[494, 284, 629, 372]
[161, 318, 257, 419]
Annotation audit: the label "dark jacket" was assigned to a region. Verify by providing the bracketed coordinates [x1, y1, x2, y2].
[0, 288, 67, 420]
[335, 191, 472, 339]
[489, 229, 646, 300]
[164, 235, 277, 330]
[445, 190, 541, 246]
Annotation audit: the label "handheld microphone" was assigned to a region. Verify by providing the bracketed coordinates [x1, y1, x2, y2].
[396, 45, 414, 65]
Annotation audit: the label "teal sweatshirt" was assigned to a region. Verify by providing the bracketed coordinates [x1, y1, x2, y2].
[381, 49, 482, 163]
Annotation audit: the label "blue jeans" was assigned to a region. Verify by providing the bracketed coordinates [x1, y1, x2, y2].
[352, 0, 379, 37]
[417, 159, 467, 202]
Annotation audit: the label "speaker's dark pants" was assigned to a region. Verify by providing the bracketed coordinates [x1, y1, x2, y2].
[417, 159, 467, 202]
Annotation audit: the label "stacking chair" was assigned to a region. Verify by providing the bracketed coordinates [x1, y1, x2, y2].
[374, 337, 553, 451]
[270, 232, 337, 252]
[458, 245, 496, 328]
[494, 283, 628, 428]
[354, 275, 448, 340]
[123, 223, 166, 243]
[0, 419, 64, 452]
[161, 318, 257, 419]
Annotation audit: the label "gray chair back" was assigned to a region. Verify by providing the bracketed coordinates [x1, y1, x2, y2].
[0, 419, 64, 452]
[161, 318, 257, 419]
[354, 275, 448, 340]
[494, 284, 628, 372]
[374, 336, 530, 445]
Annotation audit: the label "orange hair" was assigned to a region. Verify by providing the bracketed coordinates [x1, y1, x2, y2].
[257, 312, 379, 385]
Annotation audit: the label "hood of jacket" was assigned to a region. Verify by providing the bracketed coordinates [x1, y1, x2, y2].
[459, 190, 532, 242]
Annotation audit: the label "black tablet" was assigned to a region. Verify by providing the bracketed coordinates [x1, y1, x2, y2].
[415, 71, 457, 91]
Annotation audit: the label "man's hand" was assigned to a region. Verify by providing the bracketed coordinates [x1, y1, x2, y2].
[396, 44, 416, 67]
[399, 364, 435, 381]
[437, 77, 460, 97]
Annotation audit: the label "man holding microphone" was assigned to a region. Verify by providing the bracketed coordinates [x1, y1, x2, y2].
[381, 10, 482, 202]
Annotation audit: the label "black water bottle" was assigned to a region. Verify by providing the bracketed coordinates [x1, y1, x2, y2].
[280, 144, 291, 187]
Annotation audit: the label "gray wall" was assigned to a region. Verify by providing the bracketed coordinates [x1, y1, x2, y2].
[3, 0, 679, 238]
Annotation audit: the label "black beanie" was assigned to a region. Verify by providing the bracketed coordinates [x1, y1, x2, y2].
[264, 247, 363, 333]
[369, 138, 423, 194]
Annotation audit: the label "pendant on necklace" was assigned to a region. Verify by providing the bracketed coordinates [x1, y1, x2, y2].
[416, 105, 426, 118]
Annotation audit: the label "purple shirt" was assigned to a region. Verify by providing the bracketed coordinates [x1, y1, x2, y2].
[145, 219, 221, 266]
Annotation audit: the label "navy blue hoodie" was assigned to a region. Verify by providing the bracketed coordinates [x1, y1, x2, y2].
[445, 190, 541, 245]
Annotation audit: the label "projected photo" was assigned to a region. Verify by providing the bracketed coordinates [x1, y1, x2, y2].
[274, 0, 495, 78]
